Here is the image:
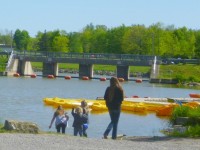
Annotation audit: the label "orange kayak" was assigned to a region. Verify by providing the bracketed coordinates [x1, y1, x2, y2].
[189, 93, 200, 98]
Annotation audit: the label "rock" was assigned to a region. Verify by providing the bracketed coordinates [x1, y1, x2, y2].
[173, 125, 187, 133]
[4, 120, 39, 133]
[175, 117, 189, 125]
[163, 125, 187, 134]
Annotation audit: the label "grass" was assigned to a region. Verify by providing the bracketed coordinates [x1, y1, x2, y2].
[0, 56, 7, 72]
[158, 64, 200, 82]
[0, 124, 6, 133]
[169, 125, 200, 138]
[31, 62, 151, 73]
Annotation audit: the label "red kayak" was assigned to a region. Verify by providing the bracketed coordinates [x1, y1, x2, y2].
[189, 93, 200, 98]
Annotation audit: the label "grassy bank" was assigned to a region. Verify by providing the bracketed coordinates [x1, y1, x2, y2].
[158, 64, 200, 82]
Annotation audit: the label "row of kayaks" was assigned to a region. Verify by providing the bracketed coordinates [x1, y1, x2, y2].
[43, 97, 200, 116]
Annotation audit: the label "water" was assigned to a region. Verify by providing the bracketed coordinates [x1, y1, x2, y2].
[0, 76, 199, 138]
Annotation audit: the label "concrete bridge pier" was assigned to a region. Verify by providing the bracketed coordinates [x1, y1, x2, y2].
[79, 64, 93, 79]
[117, 65, 129, 81]
[17, 60, 34, 76]
[43, 62, 58, 77]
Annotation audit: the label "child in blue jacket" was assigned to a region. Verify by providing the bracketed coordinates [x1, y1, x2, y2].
[71, 106, 88, 136]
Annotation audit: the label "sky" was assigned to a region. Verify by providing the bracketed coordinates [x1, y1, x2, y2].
[0, 0, 200, 37]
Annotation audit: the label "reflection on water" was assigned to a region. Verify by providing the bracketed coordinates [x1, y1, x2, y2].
[0, 76, 199, 138]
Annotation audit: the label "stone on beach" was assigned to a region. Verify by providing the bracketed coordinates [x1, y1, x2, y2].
[4, 120, 39, 134]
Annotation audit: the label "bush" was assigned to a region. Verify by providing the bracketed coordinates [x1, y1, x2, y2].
[170, 106, 190, 125]
[175, 74, 187, 83]
[169, 106, 200, 137]
[187, 108, 200, 125]
[186, 125, 200, 137]
[188, 76, 199, 82]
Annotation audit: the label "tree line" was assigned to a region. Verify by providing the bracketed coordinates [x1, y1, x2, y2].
[1, 23, 200, 59]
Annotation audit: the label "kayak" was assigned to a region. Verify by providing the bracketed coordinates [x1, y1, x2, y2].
[189, 93, 200, 98]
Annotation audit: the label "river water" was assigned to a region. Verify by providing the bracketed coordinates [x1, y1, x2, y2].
[0, 75, 199, 138]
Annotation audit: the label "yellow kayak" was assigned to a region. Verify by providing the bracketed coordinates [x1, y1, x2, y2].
[91, 102, 107, 111]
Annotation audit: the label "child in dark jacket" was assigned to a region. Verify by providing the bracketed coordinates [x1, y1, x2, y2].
[81, 100, 89, 137]
[71, 106, 88, 136]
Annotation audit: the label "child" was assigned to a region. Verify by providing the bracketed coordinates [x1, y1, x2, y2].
[81, 100, 89, 137]
[71, 106, 88, 136]
[49, 105, 69, 134]
[61, 112, 69, 128]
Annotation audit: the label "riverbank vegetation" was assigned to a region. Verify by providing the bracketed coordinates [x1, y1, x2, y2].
[169, 106, 200, 137]
[0, 56, 7, 72]
[158, 64, 200, 83]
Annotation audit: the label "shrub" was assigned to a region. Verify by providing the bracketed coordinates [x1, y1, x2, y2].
[175, 74, 187, 83]
[170, 106, 200, 126]
[186, 125, 200, 137]
[170, 106, 190, 125]
[188, 76, 198, 82]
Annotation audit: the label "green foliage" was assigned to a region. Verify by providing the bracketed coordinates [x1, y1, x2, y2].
[52, 36, 69, 52]
[170, 106, 190, 124]
[0, 56, 7, 72]
[175, 74, 187, 83]
[0, 124, 6, 133]
[159, 64, 200, 82]
[170, 125, 200, 137]
[188, 76, 199, 82]
[0, 32, 13, 45]
[169, 107, 200, 137]
[68, 32, 83, 53]
[170, 106, 200, 125]
[186, 125, 200, 137]
[2, 23, 200, 59]
[188, 108, 200, 118]
[13, 29, 30, 50]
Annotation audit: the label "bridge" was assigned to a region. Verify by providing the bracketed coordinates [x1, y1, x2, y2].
[4, 50, 160, 80]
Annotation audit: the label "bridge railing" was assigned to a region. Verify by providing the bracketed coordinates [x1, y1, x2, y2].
[13, 50, 157, 62]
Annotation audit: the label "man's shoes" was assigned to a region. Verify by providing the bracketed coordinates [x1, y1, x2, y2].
[103, 134, 108, 139]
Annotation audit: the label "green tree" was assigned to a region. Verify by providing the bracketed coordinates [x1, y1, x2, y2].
[52, 35, 69, 52]
[194, 30, 200, 58]
[27, 37, 39, 51]
[37, 30, 60, 51]
[90, 25, 108, 53]
[122, 25, 149, 54]
[13, 29, 30, 50]
[106, 25, 127, 54]
[173, 27, 196, 58]
[0, 30, 13, 46]
[81, 24, 94, 53]
[68, 32, 83, 53]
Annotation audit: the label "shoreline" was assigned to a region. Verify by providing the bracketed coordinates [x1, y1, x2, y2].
[0, 133, 200, 150]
